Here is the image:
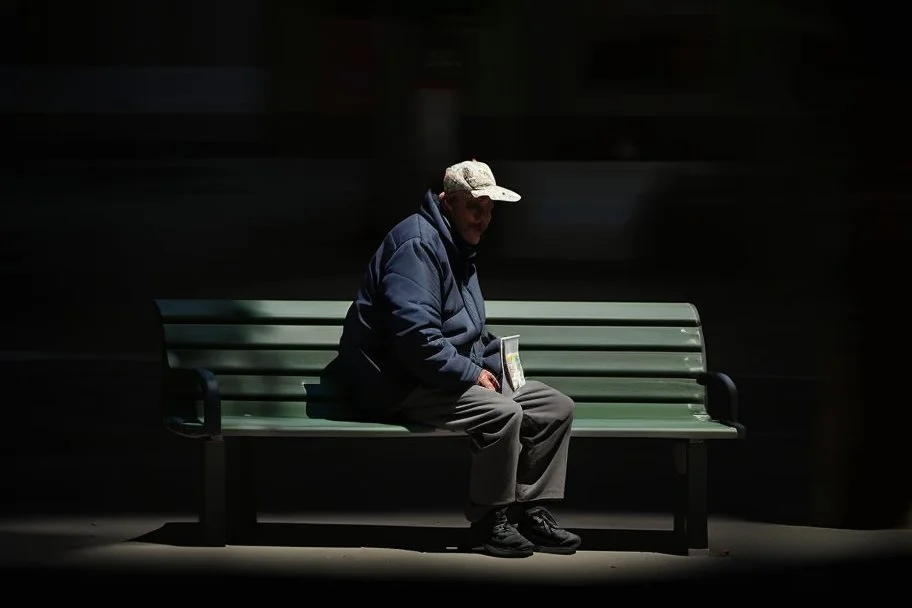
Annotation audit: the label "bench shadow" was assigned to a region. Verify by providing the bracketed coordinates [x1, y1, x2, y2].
[131, 522, 686, 555]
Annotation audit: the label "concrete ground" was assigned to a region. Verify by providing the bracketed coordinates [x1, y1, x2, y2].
[1, 510, 908, 594]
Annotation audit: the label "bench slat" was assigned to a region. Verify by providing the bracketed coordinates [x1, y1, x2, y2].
[167, 349, 705, 377]
[212, 399, 709, 421]
[156, 299, 351, 322]
[573, 402, 707, 419]
[523, 351, 704, 376]
[163, 323, 702, 351]
[164, 324, 345, 347]
[569, 418, 737, 439]
[171, 412, 735, 439]
[535, 377, 704, 402]
[155, 299, 700, 325]
[486, 301, 699, 325]
[212, 374, 704, 403]
[491, 325, 701, 349]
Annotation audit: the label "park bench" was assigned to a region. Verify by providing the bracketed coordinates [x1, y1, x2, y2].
[154, 298, 744, 554]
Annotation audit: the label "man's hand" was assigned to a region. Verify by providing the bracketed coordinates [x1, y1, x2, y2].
[477, 369, 500, 391]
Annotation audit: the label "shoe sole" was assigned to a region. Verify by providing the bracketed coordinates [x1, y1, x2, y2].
[471, 544, 534, 558]
[533, 544, 579, 555]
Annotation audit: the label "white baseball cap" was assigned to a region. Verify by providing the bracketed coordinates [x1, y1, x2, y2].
[443, 160, 521, 203]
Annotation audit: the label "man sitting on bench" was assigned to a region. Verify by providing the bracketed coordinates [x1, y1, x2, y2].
[336, 159, 582, 558]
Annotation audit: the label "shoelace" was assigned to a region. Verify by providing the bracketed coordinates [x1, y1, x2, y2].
[492, 510, 518, 536]
[529, 508, 560, 532]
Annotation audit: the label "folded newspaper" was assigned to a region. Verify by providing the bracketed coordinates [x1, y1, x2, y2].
[500, 334, 526, 391]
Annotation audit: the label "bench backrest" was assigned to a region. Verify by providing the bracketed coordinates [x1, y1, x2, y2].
[154, 299, 709, 424]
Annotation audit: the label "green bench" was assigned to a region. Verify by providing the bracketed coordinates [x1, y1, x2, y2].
[154, 298, 744, 553]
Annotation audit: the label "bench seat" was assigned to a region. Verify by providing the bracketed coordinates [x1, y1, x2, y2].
[170, 410, 739, 439]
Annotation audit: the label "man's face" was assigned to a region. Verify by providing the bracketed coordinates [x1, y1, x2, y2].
[443, 192, 494, 245]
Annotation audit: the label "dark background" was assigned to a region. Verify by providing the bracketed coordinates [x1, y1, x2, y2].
[1, 0, 907, 530]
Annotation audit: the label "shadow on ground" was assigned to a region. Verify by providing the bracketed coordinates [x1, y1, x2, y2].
[132, 521, 687, 555]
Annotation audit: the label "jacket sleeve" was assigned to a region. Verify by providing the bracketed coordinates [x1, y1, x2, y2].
[481, 331, 503, 381]
[382, 239, 483, 390]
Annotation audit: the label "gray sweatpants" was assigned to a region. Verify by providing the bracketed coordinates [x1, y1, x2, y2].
[389, 380, 575, 522]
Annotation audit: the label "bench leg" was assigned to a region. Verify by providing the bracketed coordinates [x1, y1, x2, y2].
[227, 436, 258, 543]
[201, 438, 227, 547]
[674, 439, 709, 556]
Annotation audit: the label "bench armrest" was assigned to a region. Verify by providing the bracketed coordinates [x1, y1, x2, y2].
[697, 371, 746, 439]
[163, 367, 222, 439]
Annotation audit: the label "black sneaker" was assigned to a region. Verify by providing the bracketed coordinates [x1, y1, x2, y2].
[469, 506, 535, 558]
[517, 505, 581, 555]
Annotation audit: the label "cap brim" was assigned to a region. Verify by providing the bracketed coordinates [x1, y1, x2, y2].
[471, 186, 521, 203]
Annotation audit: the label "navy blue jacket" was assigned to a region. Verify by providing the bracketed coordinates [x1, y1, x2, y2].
[337, 189, 503, 416]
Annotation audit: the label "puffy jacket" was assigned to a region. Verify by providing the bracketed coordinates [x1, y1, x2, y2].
[337, 189, 503, 415]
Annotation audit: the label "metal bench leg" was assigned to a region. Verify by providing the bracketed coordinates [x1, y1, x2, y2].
[227, 436, 258, 543]
[674, 439, 709, 556]
[201, 438, 227, 547]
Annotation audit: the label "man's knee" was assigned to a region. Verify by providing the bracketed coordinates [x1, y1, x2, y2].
[538, 382, 575, 422]
[494, 399, 525, 429]
[469, 398, 523, 443]
[555, 391, 575, 422]
[466, 388, 524, 431]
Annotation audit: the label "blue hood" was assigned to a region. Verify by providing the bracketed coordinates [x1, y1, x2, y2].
[419, 188, 478, 269]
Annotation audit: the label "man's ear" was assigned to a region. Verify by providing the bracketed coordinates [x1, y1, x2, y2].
[439, 192, 452, 213]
